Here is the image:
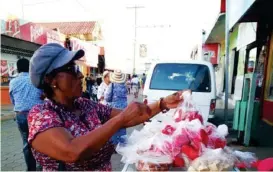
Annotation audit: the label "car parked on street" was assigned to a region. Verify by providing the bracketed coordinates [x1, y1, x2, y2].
[143, 60, 216, 122]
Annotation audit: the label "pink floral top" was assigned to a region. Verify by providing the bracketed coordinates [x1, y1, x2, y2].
[28, 97, 115, 171]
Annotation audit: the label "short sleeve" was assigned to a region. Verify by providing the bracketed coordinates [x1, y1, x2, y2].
[95, 103, 112, 124]
[28, 105, 63, 144]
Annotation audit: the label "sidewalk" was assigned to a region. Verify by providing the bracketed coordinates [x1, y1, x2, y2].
[1, 105, 15, 121]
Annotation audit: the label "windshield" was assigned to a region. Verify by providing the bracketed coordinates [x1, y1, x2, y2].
[150, 63, 211, 92]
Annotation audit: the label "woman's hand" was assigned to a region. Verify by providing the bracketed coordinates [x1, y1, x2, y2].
[119, 102, 151, 127]
[163, 89, 192, 109]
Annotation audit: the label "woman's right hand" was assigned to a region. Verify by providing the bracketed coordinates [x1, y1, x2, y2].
[119, 102, 151, 127]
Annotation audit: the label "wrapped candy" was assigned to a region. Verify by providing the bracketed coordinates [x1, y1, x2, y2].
[188, 148, 237, 171]
[116, 92, 259, 171]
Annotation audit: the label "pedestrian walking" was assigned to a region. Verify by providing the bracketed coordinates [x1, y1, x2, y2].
[26, 43, 185, 171]
[131, 75, 140, 98]
[85, 74, 93, 95]
[9, 58, 43, 171]
[104, 70, 127, 145]
[142, 73, 146, 89]
[97, 71, 110, 105]
[126, 75, 131, 94]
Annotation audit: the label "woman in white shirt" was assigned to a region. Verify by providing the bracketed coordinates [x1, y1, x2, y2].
[97, 71, 110, 105]
[131, 75, 140, 98]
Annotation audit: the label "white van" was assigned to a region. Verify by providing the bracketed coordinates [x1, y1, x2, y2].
[143, 60, 216, 122]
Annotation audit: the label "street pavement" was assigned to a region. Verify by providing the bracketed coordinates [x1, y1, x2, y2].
[1, 94, 143, 171]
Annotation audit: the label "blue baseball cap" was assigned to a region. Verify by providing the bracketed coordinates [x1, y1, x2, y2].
[30, 43, 85, 88]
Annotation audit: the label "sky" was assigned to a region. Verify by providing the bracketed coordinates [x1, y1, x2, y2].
[0, 0, 221, 73]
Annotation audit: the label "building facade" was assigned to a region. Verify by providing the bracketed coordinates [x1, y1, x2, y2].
[191, 0, 273, 146]
[1, 16, 101, 105]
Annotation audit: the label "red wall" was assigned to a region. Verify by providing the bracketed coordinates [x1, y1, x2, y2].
[263, 100, 273, 125]
[221, 0, 226, 13]
[1, 87, 11, 105]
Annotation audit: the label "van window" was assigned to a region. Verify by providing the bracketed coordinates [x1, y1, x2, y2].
[150, 63, 211, 92]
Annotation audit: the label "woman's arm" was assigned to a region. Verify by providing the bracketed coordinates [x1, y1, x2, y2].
[110, 108, 122, 118]
[30, 102, 146, 163]
[124, 91, 186, 127]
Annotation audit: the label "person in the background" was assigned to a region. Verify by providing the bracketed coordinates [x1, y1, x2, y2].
[104, 70, 127, 144]
[97, 71, 110, 105]
[9, 58, 43, 171]
[131, 75, 140, 98]
[126, 75, 131, 94]
[142, 73, 146, 89]
[85, 74, 92, 95]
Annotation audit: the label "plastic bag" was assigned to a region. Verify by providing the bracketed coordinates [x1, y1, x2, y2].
[116, 90, 232, 170]
[205, 123, 228, 149]
[233, 150, 258, 168]
[188, 148, 237, 171]
[116, 120, 174, 165]
[173, 91, 204, 124]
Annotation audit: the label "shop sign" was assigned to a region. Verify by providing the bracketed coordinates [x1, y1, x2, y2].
[1, 60, 17, 86]
[70, 38, 99, 67]
[220, 0, 226, 13]
[1, 16, 65, 45]
[237, 23, 257, 49]
[202, 44, 220, 64]
[228, 0, 256, 30]
[20, 22, 65, 45]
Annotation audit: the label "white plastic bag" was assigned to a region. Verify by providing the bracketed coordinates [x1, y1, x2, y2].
[188, 148, 237, 171]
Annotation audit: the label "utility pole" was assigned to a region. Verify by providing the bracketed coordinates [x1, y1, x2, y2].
[224, 0, 230, 124]
[127, 5, 144, 75]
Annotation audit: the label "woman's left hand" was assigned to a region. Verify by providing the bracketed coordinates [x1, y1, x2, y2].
[163, 89, 191, 109]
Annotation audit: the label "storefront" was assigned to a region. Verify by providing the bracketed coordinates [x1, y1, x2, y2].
[1, 34, 41, 105]
[227, 0, 273, 146]
[1, 16, 102, 98]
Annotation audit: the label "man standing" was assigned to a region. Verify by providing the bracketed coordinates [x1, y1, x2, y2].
[142, 73, 146, 89]
[97, 71, 110, 105]
[9, 58, 43, 171]
[85, 74, 92, 94]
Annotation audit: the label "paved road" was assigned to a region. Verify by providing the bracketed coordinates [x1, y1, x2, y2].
[1, 94, 143, 171]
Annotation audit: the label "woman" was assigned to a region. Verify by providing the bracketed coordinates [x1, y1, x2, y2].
[104, 70, 127, 144]
[131, 75, 140, 98]
[28, 43, 187, 171]
[126, 75, 131, 94]
[97, 71, 110, 105]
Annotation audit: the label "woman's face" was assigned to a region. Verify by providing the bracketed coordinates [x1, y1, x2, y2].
[51, 63, 84, 99]
[104, 74, 110, 84]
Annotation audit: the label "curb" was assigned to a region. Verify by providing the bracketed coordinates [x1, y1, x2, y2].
[1, 114, 15, 121]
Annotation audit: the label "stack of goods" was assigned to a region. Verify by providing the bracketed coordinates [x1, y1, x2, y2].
[116, 92, 261, 171]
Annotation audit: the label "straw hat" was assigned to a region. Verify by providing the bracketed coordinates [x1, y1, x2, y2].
[110, 70, 126, 83]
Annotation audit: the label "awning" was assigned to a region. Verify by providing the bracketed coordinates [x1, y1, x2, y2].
[205, 13, 225, 44]
[230, 0, 273, 29]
